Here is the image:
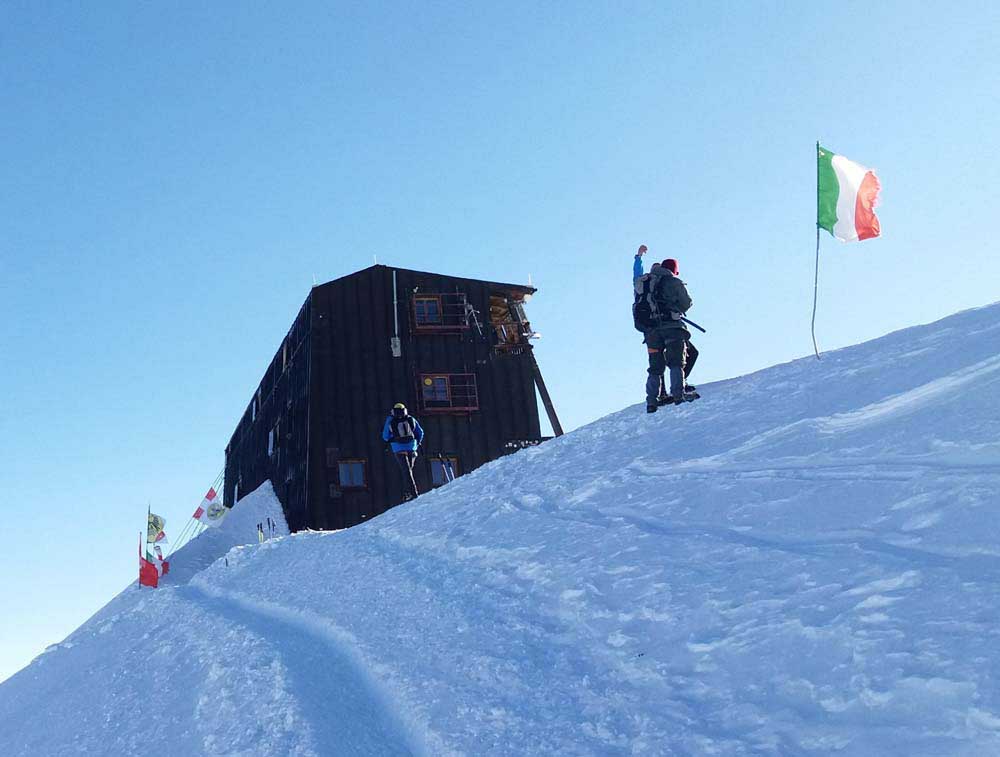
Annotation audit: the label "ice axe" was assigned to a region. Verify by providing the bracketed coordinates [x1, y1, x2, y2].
[680, 316, 706, 333]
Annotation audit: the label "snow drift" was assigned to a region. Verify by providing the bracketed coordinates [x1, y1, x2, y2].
[3, 304, 1000, 756]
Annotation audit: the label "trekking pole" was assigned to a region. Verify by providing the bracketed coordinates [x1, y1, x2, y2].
[439, 452, 455, 482]
[679, 316, 706, 333]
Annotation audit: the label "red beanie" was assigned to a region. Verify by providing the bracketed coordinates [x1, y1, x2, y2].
[661, 258, 679, 275]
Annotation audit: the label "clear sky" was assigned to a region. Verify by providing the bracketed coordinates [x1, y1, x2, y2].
[2, 1, 998, 683]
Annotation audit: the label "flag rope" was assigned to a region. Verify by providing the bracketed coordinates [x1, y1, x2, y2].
[168, 470, 224, 554]
[811, 225, 821, 359]
[811, 140, 822, 360]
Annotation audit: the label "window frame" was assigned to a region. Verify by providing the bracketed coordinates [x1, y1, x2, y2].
[411, 292, 470, 333]
[422, 374, 451, 403]
[337, 459, 368, 490]
[413, 295, 444, 326]
[419, 373, 479, 412]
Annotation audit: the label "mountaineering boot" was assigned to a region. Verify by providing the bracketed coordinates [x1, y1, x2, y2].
[684, 384, 697, 393]
[646, 403, 658, 414]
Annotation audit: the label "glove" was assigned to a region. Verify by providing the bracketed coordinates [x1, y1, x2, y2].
[670, 311, 684, 320]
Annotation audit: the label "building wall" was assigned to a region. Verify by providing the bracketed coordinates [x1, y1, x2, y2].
[224, 298, 312, 531]
[307, 265, 542, 530]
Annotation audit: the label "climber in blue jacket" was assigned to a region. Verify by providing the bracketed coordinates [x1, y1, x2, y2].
[381, 402, 424, 500]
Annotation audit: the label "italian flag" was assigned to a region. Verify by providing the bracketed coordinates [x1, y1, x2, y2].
[817, 145, 881, 242]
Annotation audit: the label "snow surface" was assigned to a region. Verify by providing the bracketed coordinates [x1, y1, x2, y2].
[3, 304, 1000, 756]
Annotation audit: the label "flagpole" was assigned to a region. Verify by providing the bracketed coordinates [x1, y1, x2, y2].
[811, 140, 822, 360]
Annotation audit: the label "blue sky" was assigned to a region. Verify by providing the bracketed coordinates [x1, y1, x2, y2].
[2, 1, 998, 682]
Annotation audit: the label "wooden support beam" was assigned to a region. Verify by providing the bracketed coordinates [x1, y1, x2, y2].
[527, 347, 564, 437]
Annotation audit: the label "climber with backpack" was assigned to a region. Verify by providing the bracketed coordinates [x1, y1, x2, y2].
[632, 246, 699, 413]
[381, 402, 425, 501]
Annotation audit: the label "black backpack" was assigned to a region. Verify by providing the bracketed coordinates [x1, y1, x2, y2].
[391, 415, 416, 443]
[632, 273, 662, 332]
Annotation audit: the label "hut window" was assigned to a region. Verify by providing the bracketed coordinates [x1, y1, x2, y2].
[268, 419, 281, 457]
[430, 456, 459, 486]
[424, 375, 450, 403]
[338, 460, 367, 489]
[412, 293, 469, 332]
[420, 373, 479, 411]
[414, 296, 443, 326]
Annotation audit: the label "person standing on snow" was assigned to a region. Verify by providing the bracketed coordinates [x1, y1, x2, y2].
[632, 250, 699, 412]
[382, 402, 424, 501]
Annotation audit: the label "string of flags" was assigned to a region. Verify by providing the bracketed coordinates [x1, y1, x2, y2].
[138, 486, 229, 589]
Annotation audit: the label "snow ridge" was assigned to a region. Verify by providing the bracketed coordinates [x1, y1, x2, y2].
[2, 302, 1000, 755]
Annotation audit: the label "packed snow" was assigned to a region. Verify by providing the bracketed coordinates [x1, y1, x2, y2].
[2, 304, 1000, 756]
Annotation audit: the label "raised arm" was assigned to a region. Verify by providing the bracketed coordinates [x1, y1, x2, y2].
[633, 244, 647, 282]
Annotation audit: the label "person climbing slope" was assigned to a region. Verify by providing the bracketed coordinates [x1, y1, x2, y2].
[381, 402, 424, 501]
[632, 249, 699, 412]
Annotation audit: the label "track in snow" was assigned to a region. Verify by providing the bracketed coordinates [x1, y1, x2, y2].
[179, 585, 419, 757]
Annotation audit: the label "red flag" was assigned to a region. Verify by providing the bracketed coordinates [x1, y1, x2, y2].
[139, 534, 159, 588]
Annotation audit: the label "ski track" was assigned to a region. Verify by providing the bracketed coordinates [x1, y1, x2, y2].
[179, 584, 423, 757]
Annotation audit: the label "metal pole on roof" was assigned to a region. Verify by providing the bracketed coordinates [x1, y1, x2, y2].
[390, 269, 402, 357]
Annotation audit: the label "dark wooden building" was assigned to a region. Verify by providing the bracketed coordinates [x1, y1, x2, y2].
[223, 264, 561, 532]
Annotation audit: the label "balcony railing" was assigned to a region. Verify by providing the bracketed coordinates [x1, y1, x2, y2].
[419, 373, 479, 412]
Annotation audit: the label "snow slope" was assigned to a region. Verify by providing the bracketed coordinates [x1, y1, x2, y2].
[3, 304, 1000, 756]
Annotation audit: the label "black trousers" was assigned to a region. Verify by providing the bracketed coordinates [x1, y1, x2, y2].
[646, 335, 699, 403]
[685, 340, 699, 379]
[393, 451, 418, 497]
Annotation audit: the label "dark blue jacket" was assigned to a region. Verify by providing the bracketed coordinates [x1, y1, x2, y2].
[382, 414, 424, 453]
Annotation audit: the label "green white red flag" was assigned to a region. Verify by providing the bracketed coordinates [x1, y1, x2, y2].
[146, 548, 169, 577]
[817, 145, 881, 242]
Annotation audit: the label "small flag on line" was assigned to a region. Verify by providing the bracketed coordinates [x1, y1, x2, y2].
[147, 512, 167, 544]
[193, 487, 228, 528]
